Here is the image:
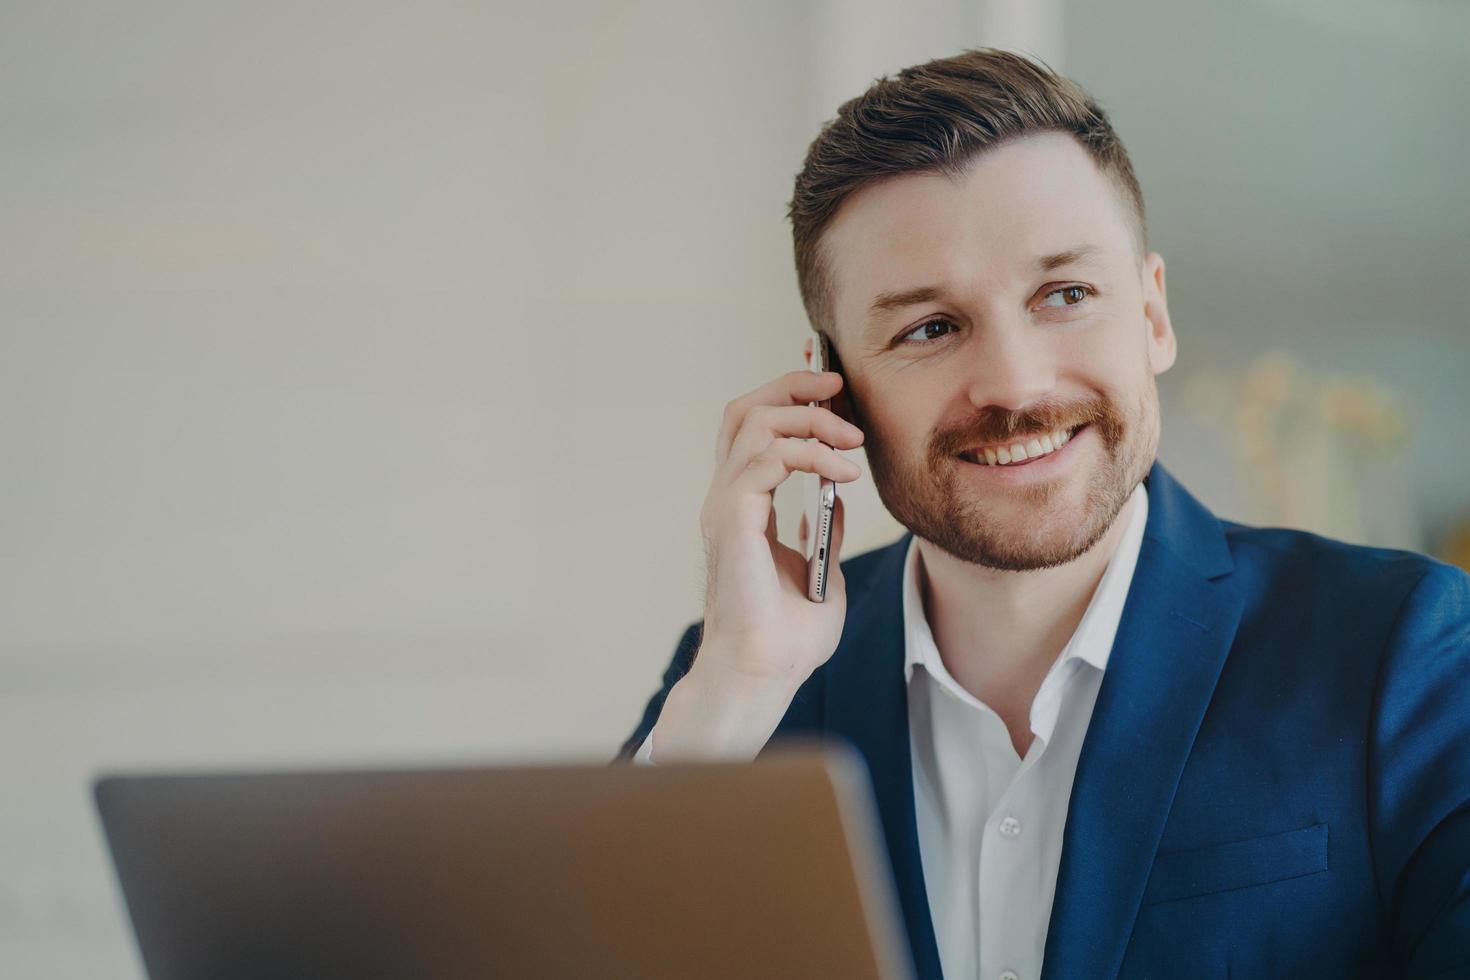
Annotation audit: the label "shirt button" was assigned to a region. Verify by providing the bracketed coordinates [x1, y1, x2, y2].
[999, 971, 1021, 980]
[998, 816, 1023, 839]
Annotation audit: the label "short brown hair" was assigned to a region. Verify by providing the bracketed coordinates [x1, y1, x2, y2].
[787, 48, 1147, 338]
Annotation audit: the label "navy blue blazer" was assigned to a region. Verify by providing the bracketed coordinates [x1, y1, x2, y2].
[616, 462, 1470, 978]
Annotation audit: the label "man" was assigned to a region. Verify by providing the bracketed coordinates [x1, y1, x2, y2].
[614, 49, 1469, 980]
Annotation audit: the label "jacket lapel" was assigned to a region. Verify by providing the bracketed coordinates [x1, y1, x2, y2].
[821, 533, 944, 980]
[1040, 463, 1244, 979]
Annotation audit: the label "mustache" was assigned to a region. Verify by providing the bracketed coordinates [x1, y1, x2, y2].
[934, 397, 1116, 455]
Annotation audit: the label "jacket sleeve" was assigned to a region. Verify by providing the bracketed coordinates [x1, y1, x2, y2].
[609, 621, 704, 764]
[1369, 560, 1470, 976]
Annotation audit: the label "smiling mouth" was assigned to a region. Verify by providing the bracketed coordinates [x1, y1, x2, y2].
[957, 424, 1085, 467]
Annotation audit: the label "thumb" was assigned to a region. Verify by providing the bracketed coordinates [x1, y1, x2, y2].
[828, 492, 847, 587]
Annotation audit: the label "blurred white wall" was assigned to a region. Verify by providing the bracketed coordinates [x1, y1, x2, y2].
[1, 1, 1465, 977]
[0, 1, 978, 975]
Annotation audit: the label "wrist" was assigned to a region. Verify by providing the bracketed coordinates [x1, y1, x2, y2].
[650, 645, 803, 762]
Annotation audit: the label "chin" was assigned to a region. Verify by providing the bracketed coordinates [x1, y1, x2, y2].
[989, 523, 1108, 570]
[937, 477, 1124, 570]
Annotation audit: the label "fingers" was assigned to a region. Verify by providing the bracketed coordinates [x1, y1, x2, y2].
[724, 404, 863, 476]
[716, 370, 845, 463]
[703, 370, 863, 547]
[735, 438, 861, 498]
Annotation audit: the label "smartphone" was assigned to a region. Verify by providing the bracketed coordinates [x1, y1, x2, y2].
[806, 333, 838, 603]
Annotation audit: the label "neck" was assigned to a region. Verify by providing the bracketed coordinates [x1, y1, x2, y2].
[916, 490, 1137, 704]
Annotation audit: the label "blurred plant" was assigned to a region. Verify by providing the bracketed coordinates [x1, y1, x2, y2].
[1182, 350, 1417, 548]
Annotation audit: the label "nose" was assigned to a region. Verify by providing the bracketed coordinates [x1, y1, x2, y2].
[963, 321, 1058, 413]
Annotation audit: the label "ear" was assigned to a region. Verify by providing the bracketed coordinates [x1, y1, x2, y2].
[1142, 251, 1177, 376]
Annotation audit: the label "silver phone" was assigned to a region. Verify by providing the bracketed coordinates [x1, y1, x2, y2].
[807, 334, 838, 603]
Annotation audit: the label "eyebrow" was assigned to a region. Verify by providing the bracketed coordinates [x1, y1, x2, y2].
[865, 243, 1104, 322]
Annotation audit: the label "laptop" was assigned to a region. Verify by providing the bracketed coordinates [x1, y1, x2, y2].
[94, 739, 915, 980]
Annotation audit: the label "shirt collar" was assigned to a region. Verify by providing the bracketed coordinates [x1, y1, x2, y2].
[901, 480, 1150, 688]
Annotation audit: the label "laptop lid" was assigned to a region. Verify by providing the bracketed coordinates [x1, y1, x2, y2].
[95, 740, 915, 980]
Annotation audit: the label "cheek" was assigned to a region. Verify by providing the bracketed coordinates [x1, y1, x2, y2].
[1064, 322, 1151, 388]
[854, 386, 932, 458]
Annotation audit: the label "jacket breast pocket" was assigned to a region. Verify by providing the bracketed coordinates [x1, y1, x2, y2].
[1140, 821, 1329, 907]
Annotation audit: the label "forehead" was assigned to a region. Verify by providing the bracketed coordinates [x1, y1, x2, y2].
[820, 131, 1135, 334]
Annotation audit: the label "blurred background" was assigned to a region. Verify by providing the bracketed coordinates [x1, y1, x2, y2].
[2, 1, 1467, 975]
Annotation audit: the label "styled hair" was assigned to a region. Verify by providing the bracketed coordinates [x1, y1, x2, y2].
[786, 48, 1147, 337]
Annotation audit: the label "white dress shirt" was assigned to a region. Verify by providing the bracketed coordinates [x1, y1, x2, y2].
[636, 484, 1149, 980]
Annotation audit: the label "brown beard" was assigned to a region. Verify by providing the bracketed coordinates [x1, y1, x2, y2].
[850, 383, 1157, 571]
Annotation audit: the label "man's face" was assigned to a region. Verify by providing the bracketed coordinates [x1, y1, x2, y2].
[821, 131, 1176, 571]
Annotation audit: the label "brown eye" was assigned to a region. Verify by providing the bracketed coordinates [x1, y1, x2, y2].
[899, 317, 957, 344]
[1039, 285, 1093, 309]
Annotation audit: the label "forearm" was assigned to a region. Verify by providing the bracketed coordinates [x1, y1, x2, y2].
[646, 650, 804, 762]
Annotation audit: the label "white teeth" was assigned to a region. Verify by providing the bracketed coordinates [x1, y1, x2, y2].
[968, 426, 1080, 467]
[961, 426, 1083, 467]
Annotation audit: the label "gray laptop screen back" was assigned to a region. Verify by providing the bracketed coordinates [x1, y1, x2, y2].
[95, 741, 914, 980]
